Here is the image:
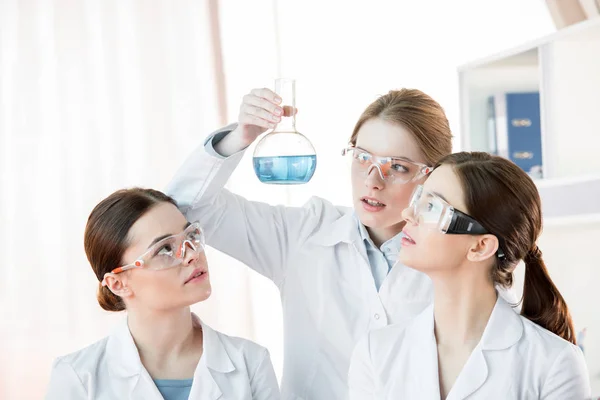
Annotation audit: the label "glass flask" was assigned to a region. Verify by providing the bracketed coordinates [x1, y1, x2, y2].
[252, 78, 317, 184]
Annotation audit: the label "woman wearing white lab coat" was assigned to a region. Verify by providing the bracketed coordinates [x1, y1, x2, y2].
[348, 152, 591, 400]
[163, 88, 513, 400]
[45, 188, 280, 400]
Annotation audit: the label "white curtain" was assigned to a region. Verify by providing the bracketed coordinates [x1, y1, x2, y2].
[0, 1, 557, 399]
[0, 1, 241, 398]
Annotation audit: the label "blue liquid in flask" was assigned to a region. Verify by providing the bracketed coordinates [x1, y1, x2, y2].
[253, 154, 317, 184]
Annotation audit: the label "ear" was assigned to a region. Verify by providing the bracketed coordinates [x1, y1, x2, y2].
[102, 273, 133, 299]
[466, 234, 499, 262]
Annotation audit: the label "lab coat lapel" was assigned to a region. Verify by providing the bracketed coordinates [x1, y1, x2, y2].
[446, 346, 488, 400]
[129, 369, 166, 400]
[188, 318, 235, 399]
[190, 361, 223, 400]
[307, 210, 359, 246]
[105, 317, 164, 400]
[447, 295, 523, 400]
[406, 304, 442, 399]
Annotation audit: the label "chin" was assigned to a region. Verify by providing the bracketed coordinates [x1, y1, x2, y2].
[398, 251, 423, 272]
[191, 286, 212, 304]
[355, 204, 392, 228]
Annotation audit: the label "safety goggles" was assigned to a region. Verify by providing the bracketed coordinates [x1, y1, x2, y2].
[342, 146, 433, 184]
[102, 221, 205, 285]
[407, 185, 505, 257]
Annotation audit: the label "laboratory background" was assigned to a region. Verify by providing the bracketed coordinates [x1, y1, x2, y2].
[1, 0, 599, 398]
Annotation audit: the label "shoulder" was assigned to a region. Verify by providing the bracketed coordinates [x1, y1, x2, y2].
[518, 317, 590, 396]
[207, 326, 271, 369]
[520, 317, 574, 351]
[520, 317, 584, 363]
[214, 329, 268, 355]
[52, 336, 110, 373]
[47, 336, 110, 394]
[302, 196, 352, 219]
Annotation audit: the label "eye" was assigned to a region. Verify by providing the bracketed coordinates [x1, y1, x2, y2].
[187, 228, 202, 242]
[391, 163, 409, 173]
[426, 201, 434, 212]
[356, 152, 370, 163]
[155, 244, 174, 257]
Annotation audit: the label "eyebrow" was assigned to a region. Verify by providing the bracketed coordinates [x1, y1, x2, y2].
[147, 221, 192, 249]
[354, 146, 417, 163]
[431, 191, 450, 203]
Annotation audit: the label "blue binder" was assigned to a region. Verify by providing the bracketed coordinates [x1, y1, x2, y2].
[487, 92, 543, 179]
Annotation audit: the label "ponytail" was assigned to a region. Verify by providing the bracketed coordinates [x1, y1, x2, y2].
[521, 246, 576, 344]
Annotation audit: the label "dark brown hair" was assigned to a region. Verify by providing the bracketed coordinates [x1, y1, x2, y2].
[435, 152, 576, 344]
[350, 89, 453, 165]
[84, 188, 177, 312]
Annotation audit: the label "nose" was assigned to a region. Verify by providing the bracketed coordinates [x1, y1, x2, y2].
[364, 164, 385, 190]
[402, 207, 417, 225]
[180, 240, 200, 265]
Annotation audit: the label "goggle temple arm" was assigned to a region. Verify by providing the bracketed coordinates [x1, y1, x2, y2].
[447, 210, 489, 235]
[447, 211, 506, 259]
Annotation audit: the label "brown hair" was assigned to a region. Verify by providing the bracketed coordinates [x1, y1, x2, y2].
[350, 89, 453, 165]
[435, 152, 576, 344]
[84, 188, 178, 312]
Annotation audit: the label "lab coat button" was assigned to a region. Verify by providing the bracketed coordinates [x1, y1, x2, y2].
[374, 313, 380, 320]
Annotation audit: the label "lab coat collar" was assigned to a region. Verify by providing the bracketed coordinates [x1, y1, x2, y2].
[106, 314, 144, 378]
[106, 312, 235, 378]
[189, 316, 231, 400]
[406, 303, 443, 398]
[308, 210, 360, 246]
[197, 315, 235, 373]
[479, 295, 524, 351]
[407, 294, 523, 400]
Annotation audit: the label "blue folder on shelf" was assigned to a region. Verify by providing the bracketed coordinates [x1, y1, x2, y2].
[487, 91, 543, 179]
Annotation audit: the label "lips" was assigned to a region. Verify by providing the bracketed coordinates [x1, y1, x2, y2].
[361, 196, 386, 207]
[402, 230, 416, 245]
[184, 268, 208, 284]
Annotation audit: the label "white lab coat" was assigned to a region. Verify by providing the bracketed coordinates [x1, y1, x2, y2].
[165, 125, 518, 400]
[348, 295, 591, 400]
[45, 314, 280, 400]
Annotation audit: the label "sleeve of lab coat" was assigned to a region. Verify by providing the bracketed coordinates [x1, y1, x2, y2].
[348, 334, 379, 400]
[45, 358, 89, 400]
[250, 348, 281, 400]
[165, 124, 319, 287]
[541, 344, 591, 400]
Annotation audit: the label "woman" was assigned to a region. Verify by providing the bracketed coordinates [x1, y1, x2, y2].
[164, 87, 492, 399]
[348, 152, 591, 399]
[45, 188, 280, 400]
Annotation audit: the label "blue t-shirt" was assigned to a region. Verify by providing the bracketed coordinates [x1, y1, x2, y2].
[154, 379, 193, 400]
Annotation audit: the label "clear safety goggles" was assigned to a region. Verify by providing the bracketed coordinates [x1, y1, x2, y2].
[407, 185, 506, 258]
[102, 221, 205, 285]
[342, 146, 433, 184]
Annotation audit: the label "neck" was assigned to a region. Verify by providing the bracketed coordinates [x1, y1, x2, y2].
[432, 266, 497, 348]
[127, 306, 198, 362]
[367, 220, 406, 248]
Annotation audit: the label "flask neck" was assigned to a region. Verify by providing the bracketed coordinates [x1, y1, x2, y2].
[274, 78, 296, 132]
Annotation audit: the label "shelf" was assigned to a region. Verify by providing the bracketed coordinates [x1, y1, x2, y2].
[535, 175, 600, 221]
[458, 18, 600, 180]
[544, 213, 600, 227]
[458, 18, 600, 224]
[457, 17, 600, 72]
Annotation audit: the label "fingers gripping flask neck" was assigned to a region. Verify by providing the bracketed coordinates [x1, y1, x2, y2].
[252, 78, 317, 184]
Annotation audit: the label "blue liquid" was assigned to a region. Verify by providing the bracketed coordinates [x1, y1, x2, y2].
[253, 155, 317, 184]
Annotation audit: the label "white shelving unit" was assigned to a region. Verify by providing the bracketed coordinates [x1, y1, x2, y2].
[458, 17, 600, 226]
[458, 18, 600, 395]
